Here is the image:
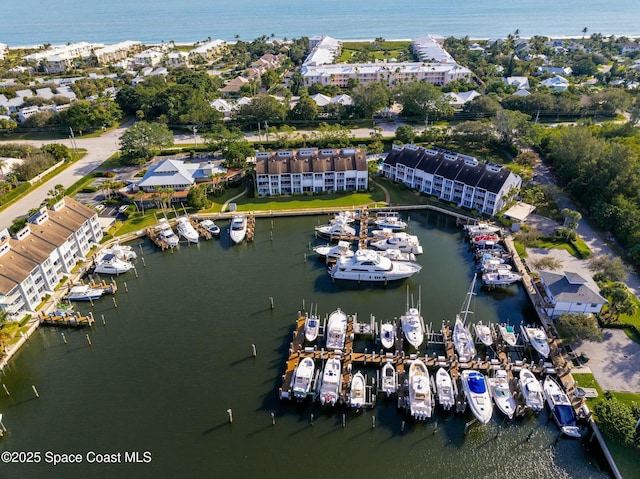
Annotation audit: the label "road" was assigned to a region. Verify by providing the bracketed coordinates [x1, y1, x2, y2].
[0, 123, 130, 229]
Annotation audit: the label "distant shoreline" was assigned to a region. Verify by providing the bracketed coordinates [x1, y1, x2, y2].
[6, 32, 640, 51]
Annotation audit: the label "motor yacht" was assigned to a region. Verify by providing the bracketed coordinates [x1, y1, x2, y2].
[381, 361, 397, 397]
[474, 321, 494, 347]
[319, 358, 341, 406]
[229, 214, 248, 244]
[176, 216, 199, 243]
[380, 322, 395, 350]
[461, 370, 493, 424]
[325, 308, 347, 351]
[199, 219, 220, 235]
[292, 357, 315, 399]
[543, 376, 581, 438]
[92, 252, 134, 275]
[519, 369, 544, 413]
[521, 325, 550, 358]
[156, 219, 179, 247]
[435, 367, 455, 411]
[304, 314, 319, 343]
[401, 307, 424, 350]
[408, 358, 433, 420]
[329, 249, 422, 282]
[488, 369, 516, 419]
[349, 371, 367, 408]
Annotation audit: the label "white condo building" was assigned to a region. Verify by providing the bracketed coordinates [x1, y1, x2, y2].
[382, 144, 521, 216]
[0, 198, 103, 320]
[255, 148, 368, 196]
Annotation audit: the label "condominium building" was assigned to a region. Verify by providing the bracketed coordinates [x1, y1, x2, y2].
[23, 42, 98, 73]
[381, 144, 521, 216]
[255, 148, 368, 196]
[0, 197, 103, 319]
[93, 41, 142, 65]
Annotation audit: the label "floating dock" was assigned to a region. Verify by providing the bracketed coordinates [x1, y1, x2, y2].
[39, 311, 94, 327]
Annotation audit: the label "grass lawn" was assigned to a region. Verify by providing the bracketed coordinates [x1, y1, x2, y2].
[530, 236, 592, 259]
[235, 191, 386, 211]
[338, 41, 412, 63]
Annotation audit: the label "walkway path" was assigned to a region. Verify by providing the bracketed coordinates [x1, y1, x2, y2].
[221, 186, 248, 213]
[370, 178, 390, 205]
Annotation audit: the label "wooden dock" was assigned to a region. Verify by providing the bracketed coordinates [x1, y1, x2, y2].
[40, 311, 94, 327]
[146, 225, 171, 250]
[191, 218, 213, 240]
[246, 213, 256, 241]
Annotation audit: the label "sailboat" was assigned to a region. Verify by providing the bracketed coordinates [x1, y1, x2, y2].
[453, 275, 477, 362]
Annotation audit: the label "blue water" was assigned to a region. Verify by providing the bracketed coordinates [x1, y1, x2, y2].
[3, 0, 640, 46]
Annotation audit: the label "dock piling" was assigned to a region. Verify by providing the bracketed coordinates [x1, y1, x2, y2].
[401, 420, 405, 434]
[32, 385, 40, 398]
[134, 268, 139, 278]
[124, 282, 128, 293]
[86, 334, 92, 346]
[227, 408, 233, 423]
[310, 413, 314, 425]
[61, 332, 67, 344]
[372, 416, 376, 429]
[271, 412, 275, 426]
[252, 344, 257, 357]
[112, 297, 118, 308]
[101, 314, 106, 325]
[2, 384, 9, 396]
[269, 297, 274, 309]
[142, 257, 146, 268]
[342, 414, 346, 428]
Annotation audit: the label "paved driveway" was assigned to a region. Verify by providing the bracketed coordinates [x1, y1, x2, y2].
[573, 329, 640, 393]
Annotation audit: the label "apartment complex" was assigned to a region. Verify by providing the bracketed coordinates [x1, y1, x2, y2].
[255, 148, 368, 196]
[0, 198, 102, 319]
[382, 144, 521, 216]
[23, 42, 98, 74]
[93, 41, 142, 65]
[300, 34, 471, 88]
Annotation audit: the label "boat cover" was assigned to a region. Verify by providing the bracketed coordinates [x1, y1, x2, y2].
[468, 373, 486, 394]
[553, 405, 577, 426]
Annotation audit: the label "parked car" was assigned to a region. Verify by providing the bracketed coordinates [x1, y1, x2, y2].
[95, 204, 106, 212]
[118, 205, 129, 214]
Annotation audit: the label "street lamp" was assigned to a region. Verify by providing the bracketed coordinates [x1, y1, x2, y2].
[190, 125, 199, 149]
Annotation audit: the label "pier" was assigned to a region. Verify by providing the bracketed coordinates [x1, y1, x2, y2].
[39, 311, 95, 327]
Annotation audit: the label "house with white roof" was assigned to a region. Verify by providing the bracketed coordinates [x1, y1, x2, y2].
[305, 36, 341, 66]
[537, 66, 573, 76]
[503, 76, 530, 90]
[412, 35, 455, 63]
[537, 271, 607, 318]
[133, 49, 164, 67]
[540, 75, 570, 91]
[136, 159, 227, 193]
[309, 93, 332, 107]
[23, 42, 98, 73]
[445, 90, 480, 108]
[166, 51, 189, 68]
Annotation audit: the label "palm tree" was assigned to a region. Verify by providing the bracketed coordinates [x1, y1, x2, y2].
[134, 190, 146, 214]
[0, 159, 6, 178]
[582, 27, 588, 39]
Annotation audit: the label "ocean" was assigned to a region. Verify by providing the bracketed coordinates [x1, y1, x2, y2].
[3, 0, 640, 47]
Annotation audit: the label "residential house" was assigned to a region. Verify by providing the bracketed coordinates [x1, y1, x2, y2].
[537, 271, 607, 318]
[537, 66, 573, 76]
[445, 90, 480, 108]
[540, 75, 570, 91]
[381, 144, 522, 216]
[0, 197, 102, 320]
[412, 35, 454, 63]
[503, 76, 530, 90]
[254, 148, 368, 196]
[221, 76, 250, 94]
[621, 42, 640, 56]
[166, 51, 189, 68]
[135, 159, 227, 193]
[305, 36, 341, 66]
[133, 49, 164, 67]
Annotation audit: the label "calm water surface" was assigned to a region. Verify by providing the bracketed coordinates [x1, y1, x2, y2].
[3, 0, 640, 45]
[0, 213, 610, 478]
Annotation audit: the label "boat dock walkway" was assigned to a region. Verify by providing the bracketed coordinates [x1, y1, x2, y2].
[246, 213, 256, 241]
[39, 311, 95, 327]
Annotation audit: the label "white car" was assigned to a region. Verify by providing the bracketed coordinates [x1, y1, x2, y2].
[118, 205, 129, 214]
[95, 204, 106, 212]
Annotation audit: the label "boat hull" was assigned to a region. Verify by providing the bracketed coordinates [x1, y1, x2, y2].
[461, 370, 493, 424]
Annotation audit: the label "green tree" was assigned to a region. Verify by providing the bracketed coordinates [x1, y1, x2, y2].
[351, 82, 390, 119]
[557, 312, 603, 343]
[223, 140, 254, 168]
[314, 123, 354, 148]
[589, 254, 630, 282]
[289, 96, 318, 121]
[594, 396, 637, 445]
[260, 70, 280, 91]
[119, 121, 174, 163]
[236, 95, 287, 123]
[186, 184, 209, 210]
[394, 124, 416, 144]
[394, 82, 453, 120]
[40, 143, 70, 161]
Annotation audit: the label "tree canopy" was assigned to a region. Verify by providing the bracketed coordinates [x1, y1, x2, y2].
[119, 121, 174, 163]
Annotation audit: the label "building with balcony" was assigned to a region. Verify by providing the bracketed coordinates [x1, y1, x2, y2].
[381, 144, 521, 216]
[0, 197, 103, 320]
[255, 148, 368, 196]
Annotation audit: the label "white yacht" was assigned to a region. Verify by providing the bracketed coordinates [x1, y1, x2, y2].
[479, 259, 512, 273]
[474, 321, 494, 347]
[453, 316, 476, 362]
[199, 219, 220, 235]
[381, 361, 397, 397]
[319, 358, 341, 406]
[314, 219, 355, 239]
[66, 284, 103, 302]
[401, 307, 424, 350]
[435, 367, 455, 411]
[543, 376, 581, 438]
[156, 219, 179, 247]
[464, 222, 501, 236]
[349, 371, 367, 408]
[471, 234, 500, 247]
[292, 357, 315, 399]
[521, 325, 550, 358]
[374, 216, 407, 231]
[379, 248, 416, 262]
[329, 249, 422, 282]
[482, 271, 522, 286]
[93, 252, 134, 275]
[304, 315, 319, 343]
[325, 308, 348, 351]
[369, 232, 423, 255]
[461, 370, 493, 424]
[313, 240, 354, 261]
[380, 322, 395, 350]
[229, 214, 248, 244]
[488, 370, 516, 419]
[103, 243, 137, 261]
[519, 369, 545, 413]
[176, 216, 199, 243]
[498, 324, 518, 347]
[408, 358, 433, 420]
